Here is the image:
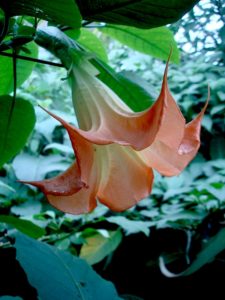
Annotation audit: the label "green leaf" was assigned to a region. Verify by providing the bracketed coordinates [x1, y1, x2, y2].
[210, 104, 225, 115]
[73, 28, 108, 62]
[11, 199, 42, 216]
[0, 96, 36, 168]
[160, 227, 225, 277]
[0, 8, 4, 21]
[210, 137, 225, 159]
[15, 233, 121, 300]
[0, 297, 22, 300]
[0, 215, 45, 239]
[77, 0, 199, 28]
[0, 42, 38, 95]
[201, 115, 213, 132]
[4, 0, 82, 28]
[100, 25, 179, 63]
[44, 143, 74, 155]
[107, 216, 151, 236]
[0, 180, 16, 196]
[13, 153, 70, 181]
[92, 59, 154, 111]
[80, 230, 122, 265]
[207, 186, 225, 202]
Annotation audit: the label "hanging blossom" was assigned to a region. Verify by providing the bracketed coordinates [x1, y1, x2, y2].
[23, 54, 208, 214]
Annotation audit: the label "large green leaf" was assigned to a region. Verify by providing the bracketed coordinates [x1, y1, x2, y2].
[2, 0, 81, 28]
[100, 25, 179, 63]
[92, 59, 154, 112]
[0, 42, 38, 95]
[15, 233, 121, 300]
[76, 0, 199, 28]
[80, 230, 122, 265]
[0, 215, 45, 239]
[160, 227, 225, 277]
[0, 96, 36, 168]
[77, 28, 108, 62]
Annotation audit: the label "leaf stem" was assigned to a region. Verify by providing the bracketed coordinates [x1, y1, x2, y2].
[0, 51, 64, 68]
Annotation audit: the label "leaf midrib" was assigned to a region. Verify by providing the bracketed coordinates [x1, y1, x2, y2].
[105, 25, 170, 57]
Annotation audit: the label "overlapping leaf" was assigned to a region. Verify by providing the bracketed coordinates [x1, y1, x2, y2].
[0, 42, 38, 96]
[76, 0, 199, 28]
[0, 96, 36, 168]
[100, 25, 180, 63]
[2, 0, 81, 28]
[15, 233, 121, 300]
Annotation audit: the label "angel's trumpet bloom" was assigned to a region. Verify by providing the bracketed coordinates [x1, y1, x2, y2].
[23, 58, 208, 214]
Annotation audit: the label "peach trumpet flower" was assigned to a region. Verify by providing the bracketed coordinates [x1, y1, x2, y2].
[23, 58, 208, 214]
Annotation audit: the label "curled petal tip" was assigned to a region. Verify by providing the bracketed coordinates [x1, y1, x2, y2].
[19, 179, 85, 196]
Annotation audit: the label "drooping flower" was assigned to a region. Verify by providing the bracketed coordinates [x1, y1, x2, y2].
[23, 56, 208, 214]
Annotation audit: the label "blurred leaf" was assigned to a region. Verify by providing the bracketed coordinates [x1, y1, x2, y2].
[92, 59, 154, 111]
[217, 91, 225, 101]
[0, 96, 36, 168]
[189, 74, 204, 83]
[210, 137, 225, 159]
[163, 187, 192, 200]
[65, 29, 81, 40]
[157, 211, 206, 229]
[201, 115, 212, 132]
[77, 0, 199, 28]
[100, 25, 179, 63]
[0, 215, 45, 238]
[210, 104, 225, 115]
[11, 199, 42, 216]
[0, 42, 38, 95]
[55, 238, 71, 251]
[210, 160, 225, 170]
[80, 230, 122, 265]
[4, 0, 82, 28]
[0, 297, 22, 300]
[107, 216, 151, 236]
[76, 28, 108, 62]
[44, 143, 74, 155]
[0, 180, 16, 196]
[15, 233, 121, 300]
[160, 227, 225, 277]
[207, 186, 225, 202]
[13, 153, 70, 181]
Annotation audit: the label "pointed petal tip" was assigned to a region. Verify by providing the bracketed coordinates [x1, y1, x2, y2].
[17, 179, 41, 187]
[18, 179, 85, 196]
[38, 105, 67, 126]
[163, 47, 173, 82]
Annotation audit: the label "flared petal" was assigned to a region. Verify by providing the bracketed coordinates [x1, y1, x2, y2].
[70, 59, 185, 151]
[40, 107, 94, 185]
[141, 100, 208, 176]
[20, 162, 84, 195]
[24, 110, 154, 213]
[46, 163, 99, 214]
[97, 144, 154, 211]
[154, 62, 185, 149]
